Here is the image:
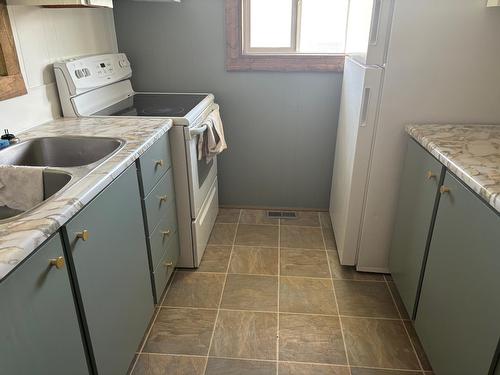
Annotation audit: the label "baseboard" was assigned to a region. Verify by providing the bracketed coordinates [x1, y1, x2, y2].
[219, 204, 328, 212]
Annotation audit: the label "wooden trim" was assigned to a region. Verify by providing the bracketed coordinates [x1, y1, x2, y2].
[225, 0, 345, 73]
[0, 0, 27, 101]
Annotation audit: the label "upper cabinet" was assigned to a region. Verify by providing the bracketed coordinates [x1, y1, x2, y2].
[0, 0, 27, 101]
[7, 0, 113, 7]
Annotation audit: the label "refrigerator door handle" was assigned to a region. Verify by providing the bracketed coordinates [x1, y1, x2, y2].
[359, 87, 371, 127]
[369, 0, 382, 45]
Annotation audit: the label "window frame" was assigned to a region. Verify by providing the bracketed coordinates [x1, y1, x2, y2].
[225, 0, 345, 72]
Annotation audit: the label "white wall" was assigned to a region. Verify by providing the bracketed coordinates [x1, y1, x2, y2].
[0, 5, 117, 134]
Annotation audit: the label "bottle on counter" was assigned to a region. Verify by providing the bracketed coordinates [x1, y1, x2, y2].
[1, 129, 20, 145]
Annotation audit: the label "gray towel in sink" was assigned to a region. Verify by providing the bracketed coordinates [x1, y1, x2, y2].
[0, 166, 44, 212]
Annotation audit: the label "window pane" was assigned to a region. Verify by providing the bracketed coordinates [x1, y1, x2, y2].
[250, 0, 293, 48]
[299, 0, 348, 53]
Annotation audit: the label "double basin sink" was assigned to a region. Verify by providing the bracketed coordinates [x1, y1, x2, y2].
[0, 136, 124, 221]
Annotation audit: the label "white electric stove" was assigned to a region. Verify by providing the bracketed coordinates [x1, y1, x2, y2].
[54, 53, 219, 268]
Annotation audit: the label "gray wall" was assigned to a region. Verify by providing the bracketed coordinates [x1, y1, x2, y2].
[113, 0, 342, 209]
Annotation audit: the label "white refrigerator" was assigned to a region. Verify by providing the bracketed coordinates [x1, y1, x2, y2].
[330, 0, 500, 273]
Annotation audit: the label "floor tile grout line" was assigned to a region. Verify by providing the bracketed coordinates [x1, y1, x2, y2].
[129, 268, 178, 374]
[384, 277, 425, 374]
[136, 351, 426, 372]
[202, 208, 242, 375]
[208, 242, 332, 251]
[156, 304, 407, 321]
[136, 351, 427, 372]
[182, 269, 389, 283]
[214, 222, 326, 229]
[320, 213, 352, 375]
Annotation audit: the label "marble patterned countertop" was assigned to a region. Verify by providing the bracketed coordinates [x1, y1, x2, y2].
[0, 117, 173, 281]
[406, 124, 500, 214]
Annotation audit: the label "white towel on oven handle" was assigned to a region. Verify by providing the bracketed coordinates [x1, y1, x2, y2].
[197, 107, 227, 163]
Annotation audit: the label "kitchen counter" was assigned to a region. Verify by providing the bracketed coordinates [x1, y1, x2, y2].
[0, 117, 173, 281]
[406, 124, 500, 214]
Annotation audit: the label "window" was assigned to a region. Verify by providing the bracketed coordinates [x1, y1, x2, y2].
[243, 0, 348, 55]
[225, 0, 347, 72]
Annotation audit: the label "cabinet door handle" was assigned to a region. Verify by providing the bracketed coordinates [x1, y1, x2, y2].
[161, 229, 171, 237]
[50, 256, 65, 270]
[154, 159, 164, 168]
[158, 195, 168, 203]
[76, 230, 90, 241]
[440, 186, 451, 194]
[164, 261, 173, 268]
[426, 170, 436, 179]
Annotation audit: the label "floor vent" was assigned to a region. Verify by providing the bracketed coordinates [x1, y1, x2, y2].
[267, 211, 297, 219]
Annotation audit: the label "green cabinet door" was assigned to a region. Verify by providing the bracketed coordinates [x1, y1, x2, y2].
[64, 165, 154, 375]
[415, 172, 500, 375]
[0, 233, 89, 375]
[389, 138, 444, 318]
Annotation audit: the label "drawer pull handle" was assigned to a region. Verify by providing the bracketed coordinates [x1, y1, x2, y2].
[76, 230, 90, 241]
[440, 186, 451, 194]
[426, 171, 436, 179]
[164, 261, 173, 268]
[50, 256, 65, 270]
[161, 229, 171, 237]
[158, 195, 168, 203]
[154, 159, 164, 168]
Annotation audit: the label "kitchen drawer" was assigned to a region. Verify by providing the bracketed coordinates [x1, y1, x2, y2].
[144, 168, 175, 235]
[149, 201, 178, 269]
[191, 177, 219, 267]
[138, 133, 172, 196]
[153, 232, 180, 300]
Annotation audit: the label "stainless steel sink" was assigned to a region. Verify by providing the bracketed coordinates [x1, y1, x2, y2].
[0, 170, 72, 221]
[0, 136, 124, 168]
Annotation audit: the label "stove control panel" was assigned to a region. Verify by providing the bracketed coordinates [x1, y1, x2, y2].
[54, 53, 132, 96]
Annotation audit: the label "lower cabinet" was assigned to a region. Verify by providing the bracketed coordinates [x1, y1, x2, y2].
[390, 139, 444, 318]
[415, 172, 500, 375]
[64, 164, 154, 375]
[0, 233, 89, 375]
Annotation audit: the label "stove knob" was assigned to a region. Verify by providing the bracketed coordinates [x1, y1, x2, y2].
[82, 68, 91, 77]
[74, 69, 84, 79]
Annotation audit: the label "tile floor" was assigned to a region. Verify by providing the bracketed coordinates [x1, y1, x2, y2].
[129, 209, 434, 375]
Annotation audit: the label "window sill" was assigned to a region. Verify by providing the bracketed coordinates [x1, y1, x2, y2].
[227, 53, 345, 72]
[225, 0, 345, 73]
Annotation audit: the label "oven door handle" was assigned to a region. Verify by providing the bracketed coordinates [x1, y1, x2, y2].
[187, 124, 208, 140]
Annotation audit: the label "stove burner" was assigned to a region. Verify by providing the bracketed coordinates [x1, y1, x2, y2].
[139, 106, 186, 117]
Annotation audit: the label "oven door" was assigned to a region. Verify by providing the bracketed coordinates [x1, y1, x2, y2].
[184, 110, 219, 218]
